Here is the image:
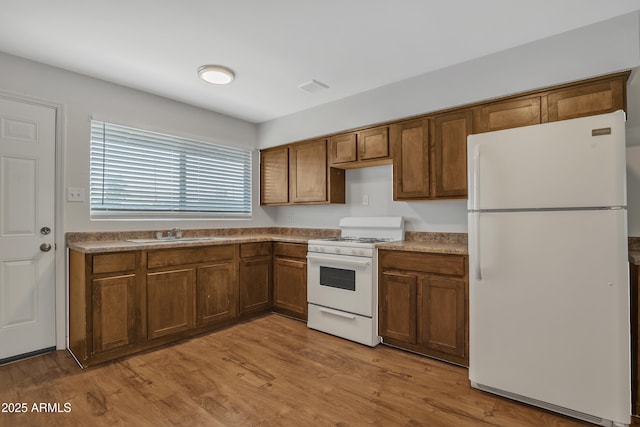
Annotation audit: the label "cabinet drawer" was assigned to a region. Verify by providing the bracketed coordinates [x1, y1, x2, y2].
[274, 242, 307, 259]
[148, 245, 234, 269]
[93, 252, 137, 274]
[240, 242, 272, 258]
[379, 250, 465, 276]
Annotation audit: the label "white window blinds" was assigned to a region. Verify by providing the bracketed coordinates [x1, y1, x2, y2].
[90, 120, 252, 217]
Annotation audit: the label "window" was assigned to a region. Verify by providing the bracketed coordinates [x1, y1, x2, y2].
[90, 120, 252, 218]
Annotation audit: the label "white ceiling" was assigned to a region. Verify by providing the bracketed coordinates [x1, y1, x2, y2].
[1, 1, 639, 124]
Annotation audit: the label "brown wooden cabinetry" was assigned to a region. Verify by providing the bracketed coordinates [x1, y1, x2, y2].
[631, 262, 640, 415]
[392, 111, 472, 201]
[392, 119, 430, 200]
[239, 242, 272, 315]
[69, 250, 142, 367]
[91, 274, 138, 353]
[329, 126, 391, 168]
[197, 262, 237, 325]
[147, 268, 195, 339]
[273, 242, 307, 320]
[379, 250, 469, 366]
[475, 96, 541, 133]
[290, 139, 345, 204]
[260, 146, 289, 205]
[146, 244, 237, 339]
[545, 77, 626, 122]
[261, 72, 629, 204]
[261, 139, 345, 206]
[431, 110, 472, 198]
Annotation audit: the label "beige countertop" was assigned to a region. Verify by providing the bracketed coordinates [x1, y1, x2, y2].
[68, 234, 312, 254]
[376, 241, 468, 255]
[68, 234, 469, 256]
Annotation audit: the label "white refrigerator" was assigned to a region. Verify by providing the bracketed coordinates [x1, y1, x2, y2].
[467, 110, 630, 427]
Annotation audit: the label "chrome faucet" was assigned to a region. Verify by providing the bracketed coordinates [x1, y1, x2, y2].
[167, 227, 182, 238]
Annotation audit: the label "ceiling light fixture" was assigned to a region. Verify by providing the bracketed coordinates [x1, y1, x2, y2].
[198, 65, 236, 85]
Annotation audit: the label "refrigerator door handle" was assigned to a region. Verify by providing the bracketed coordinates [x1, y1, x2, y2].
[474, 212, 482, 281]
[473, 144, 481, 210]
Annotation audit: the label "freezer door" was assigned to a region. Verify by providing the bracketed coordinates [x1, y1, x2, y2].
[467, 110, 626, 211]
[468, 209, 630, 423]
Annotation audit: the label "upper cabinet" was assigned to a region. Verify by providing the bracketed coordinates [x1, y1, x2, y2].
[545, 76, 626, 122]
[392, 119, 430, 200]
[392, 110, 472, 201]
[431, 109, 473, 198]
[329, 125, 391, 168]
[290, 139, 345, 204]
[260, 139, 345, 206]
[260, 146, 289, 205]
[475, 96, 541, 133]
[260, 71, 629, 204]
[290, 139, 329, 203]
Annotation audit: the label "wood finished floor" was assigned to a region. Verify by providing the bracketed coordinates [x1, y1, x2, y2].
[0, 314, 636, 427]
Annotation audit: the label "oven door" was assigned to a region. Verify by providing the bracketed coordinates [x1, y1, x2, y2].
[307, 252, 374, 317]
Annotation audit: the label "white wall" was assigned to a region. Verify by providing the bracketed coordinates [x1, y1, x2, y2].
[259, 11, 640, 234]
[267, 165, 467, 232]
[0, 51, 272, 233]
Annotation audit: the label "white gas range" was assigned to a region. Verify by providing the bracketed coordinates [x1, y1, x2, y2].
[307, 217, 404, 346]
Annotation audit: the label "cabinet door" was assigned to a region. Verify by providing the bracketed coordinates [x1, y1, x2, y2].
[274, 257, 307, 317]
[357, 126, 389, 161]
[546, 78, 625, 122]
[92, 274, 137, 353]
[260, 146, 289, 205]
[476, 97, 541, 133]
[239, 257, 272, 314]
[392, 119, 430, 200]
[379, 271, 417, 344]
[329, 133, 357, 165]
[147, 268, 195, 339]
[431, 110, 472, 198]
[290, 139, 328, 203]
[419, 276, 466, 358]
[197, 262, 237, 325]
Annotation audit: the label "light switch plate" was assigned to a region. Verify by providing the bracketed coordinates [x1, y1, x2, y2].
[67, 187, 85, 202]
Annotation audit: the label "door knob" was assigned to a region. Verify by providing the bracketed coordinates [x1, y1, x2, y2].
[40, 243, 52, 252]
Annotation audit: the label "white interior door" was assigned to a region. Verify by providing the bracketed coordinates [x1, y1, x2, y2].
[0, 97, 56, 362]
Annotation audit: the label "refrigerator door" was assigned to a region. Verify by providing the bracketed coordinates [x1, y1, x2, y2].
[467, 110, 626, 211]
[468, 208, 630, 424]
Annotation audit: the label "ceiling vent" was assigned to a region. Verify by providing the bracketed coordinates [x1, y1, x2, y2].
[298, 79, 329, 93]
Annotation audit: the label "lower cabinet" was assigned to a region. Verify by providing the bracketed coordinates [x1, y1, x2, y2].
[91, 273, 138, 353]
[197, 262, 237, 325]
[273, 242, 308, 320]
[239, 243, 273, 315]
[147, 268, 196, 339]
[68, 240, 306, 367]
[379, 250, 469, 366]
[69, 250, 142, 366]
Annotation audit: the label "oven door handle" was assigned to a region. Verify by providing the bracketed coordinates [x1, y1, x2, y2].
[306, 253, 371, 268]
[318, 306, 357, 320]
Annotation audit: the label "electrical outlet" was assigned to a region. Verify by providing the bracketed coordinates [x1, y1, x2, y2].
[67, 187, 85, 202]
[362, 194, 369, 206]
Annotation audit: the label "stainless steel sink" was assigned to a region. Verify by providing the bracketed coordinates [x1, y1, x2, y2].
[125, 237, 230, 244]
